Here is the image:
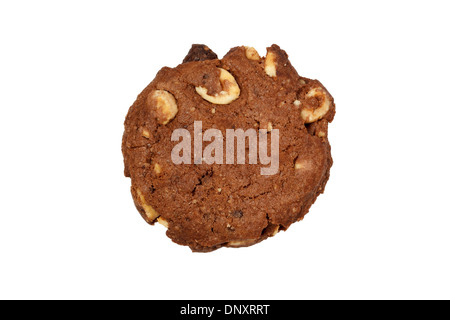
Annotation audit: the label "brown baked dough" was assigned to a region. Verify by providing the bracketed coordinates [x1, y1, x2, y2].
[122, 44, 335, 252]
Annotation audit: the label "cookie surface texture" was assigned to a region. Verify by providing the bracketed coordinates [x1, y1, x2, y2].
[122, 44, 335, 252]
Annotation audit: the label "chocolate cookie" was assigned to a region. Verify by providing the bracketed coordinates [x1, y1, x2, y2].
[122, 44, 335, 252]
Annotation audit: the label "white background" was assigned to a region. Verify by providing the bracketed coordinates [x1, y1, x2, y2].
[1, 0, 449, 300]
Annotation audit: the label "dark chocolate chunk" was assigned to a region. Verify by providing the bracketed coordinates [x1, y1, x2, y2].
[182, 44, 218, 63]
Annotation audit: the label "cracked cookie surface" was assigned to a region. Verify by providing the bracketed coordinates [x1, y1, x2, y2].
[122, 44, 335, 252]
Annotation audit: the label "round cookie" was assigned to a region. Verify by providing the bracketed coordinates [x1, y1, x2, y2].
[122, 44, 335, 252]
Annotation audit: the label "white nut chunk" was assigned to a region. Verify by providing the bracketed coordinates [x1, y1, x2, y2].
[301, 87, 331, 123]
[154, 163, 162, 175]
[195, 68, 240, 105]
[271, 225, 280, 237]
[295, 159, 312, 170]
[227, 239, 258, 247]
[147, 90, 178, 125]
[264, 51, 277, 77]
[142, 128, 150, 138]
[244, 46, 261, 61]
[157, 217, 169, 228]
[136, 188, 159, 221]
